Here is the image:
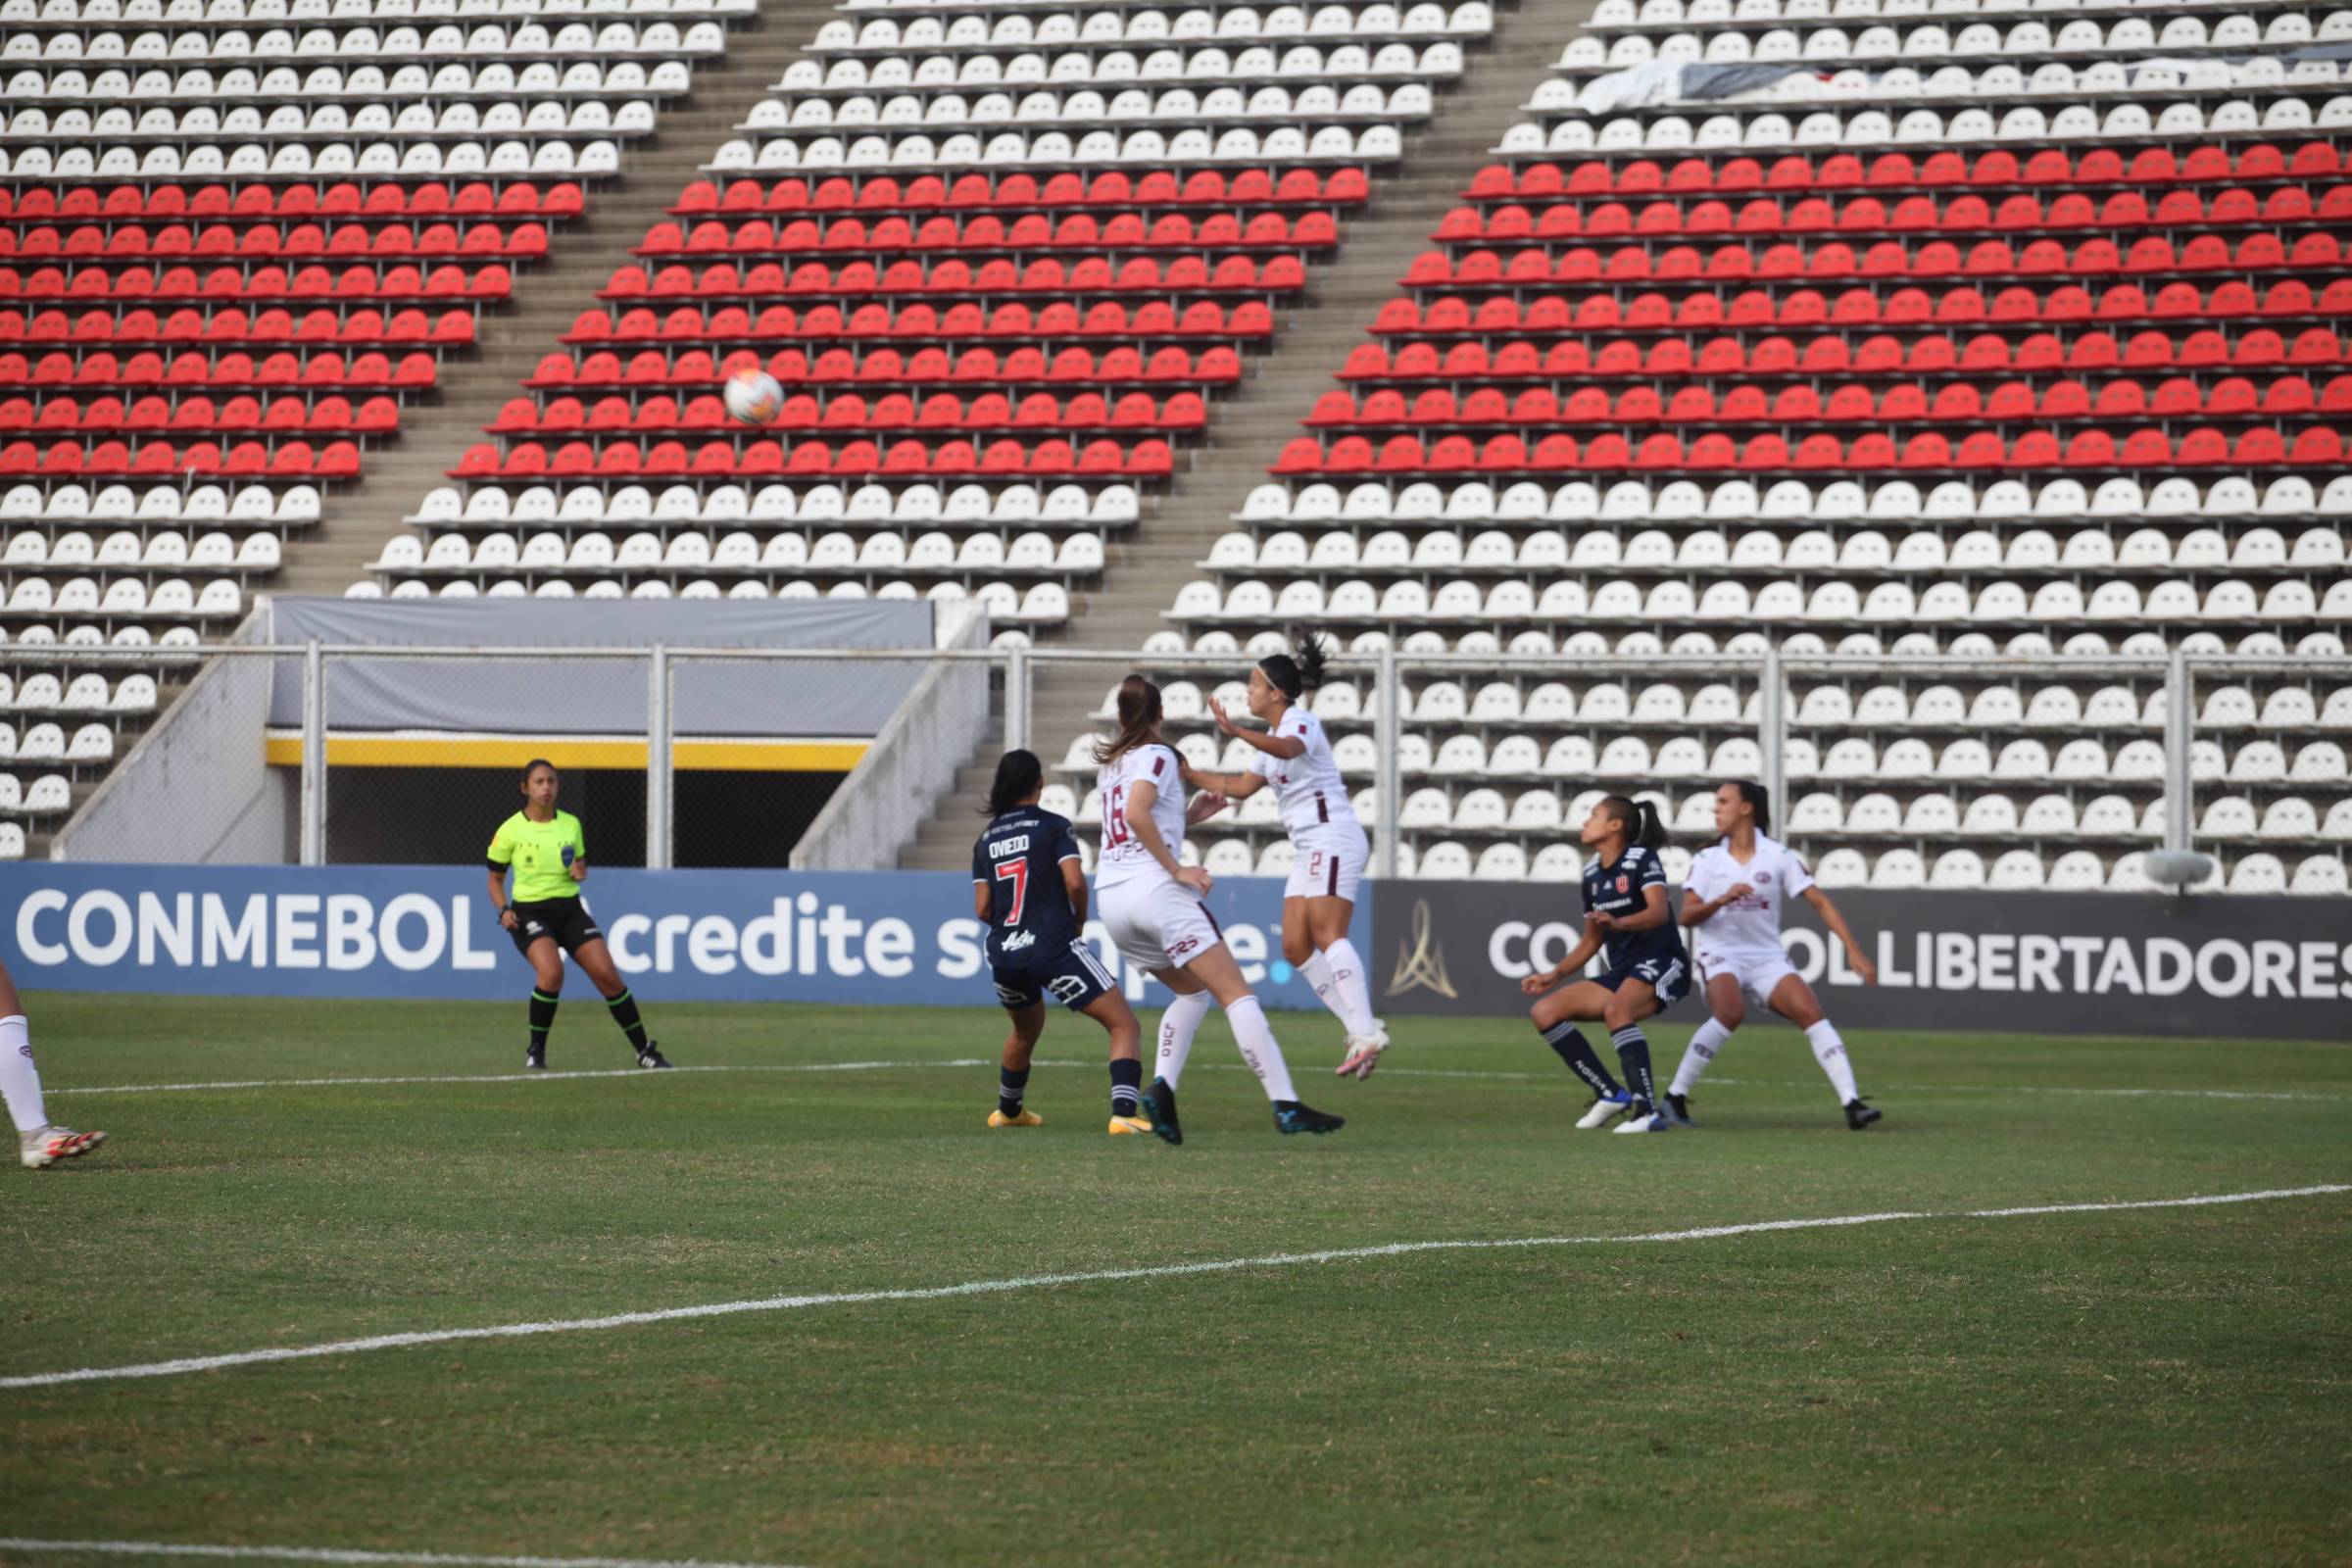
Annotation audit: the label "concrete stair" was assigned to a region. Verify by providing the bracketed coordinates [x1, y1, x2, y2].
[898, 0, 1598, 869]
[272, 0, 842, 592]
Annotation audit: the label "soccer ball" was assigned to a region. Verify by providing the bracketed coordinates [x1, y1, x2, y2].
[723, 368, 784, 427]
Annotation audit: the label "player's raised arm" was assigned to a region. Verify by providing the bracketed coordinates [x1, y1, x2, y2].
[1209, 693, 1307, 760]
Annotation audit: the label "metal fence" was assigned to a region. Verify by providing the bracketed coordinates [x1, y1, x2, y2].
[35, 640, 2352, 891]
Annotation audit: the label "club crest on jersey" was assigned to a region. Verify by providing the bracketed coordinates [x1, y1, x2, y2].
[1757, 870, 1774, 884]
[1615, 874, 1630, 893]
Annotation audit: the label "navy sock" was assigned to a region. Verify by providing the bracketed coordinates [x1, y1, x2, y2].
[1542, 1021, 1623, 1098]
[999, 1065, 1031, 1117]
[528, 990, 559, 1051]
[1109, 1057, 1142, 1117]
[605, 989, 649, 1052]
[1611, 1025, 1655, 1110]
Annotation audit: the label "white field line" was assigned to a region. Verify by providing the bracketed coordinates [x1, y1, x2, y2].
[0, 1542, 808, 1568]
[1, 1185, 2340, 1393]
[49, 1058, 2348, 1103]
[49, 1060, 991, 1096]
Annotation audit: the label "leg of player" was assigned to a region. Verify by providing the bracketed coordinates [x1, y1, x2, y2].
[0, 961, 104, 1170]
[1082, 986, 1152, 1136]
[1529, 980, 1633, 1129]
[1298, 895, 1386, 1080]
[1666, 973, 1746, 1126]
[523, 937, 564, 1070]
[990, 1000, 1048, 1128]
[1767, 973, 1880, 1129]
[1144, 975, 1216, 1147]
[1602, 979, 1675, 1134]
[1162, 944, 1344, 1136]
[576, 938, 668, 1069]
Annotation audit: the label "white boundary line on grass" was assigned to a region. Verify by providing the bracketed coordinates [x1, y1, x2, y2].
[0, 1542, 809, 1568]
[48, 1059, 2348, 1103]
[2, 1184, 2341, 1392]
[49, 1061, 991, 1096]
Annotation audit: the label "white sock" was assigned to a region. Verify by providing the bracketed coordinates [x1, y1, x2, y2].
[0, 1015, 48, 1134]
[1806, 1018, 1860, 1104]
[1671, 1017, 1734, 1097]
[1320, 938, 1379, 1037]
[1222, 994, 1298, 1104]
[1299, 951, 1346, 1031]
[1155, 990, 1215, 1090]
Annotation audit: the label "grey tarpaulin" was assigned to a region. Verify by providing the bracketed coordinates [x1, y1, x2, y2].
[264, 597, 935, 738]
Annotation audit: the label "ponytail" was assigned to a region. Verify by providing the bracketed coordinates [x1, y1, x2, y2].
[1600, 794, 1668, 855]
[1091, 674, 1164, 765]
[1256, 626, 1331, 703]
[984, 748, 1043, 817]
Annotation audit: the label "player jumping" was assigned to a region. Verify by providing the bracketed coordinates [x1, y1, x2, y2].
[486, 759, 670, 1071]
[1180, 630, 1388, 1079]
[971, 748, 1155, 1135]
[1092, 675, 1345, 1143]
[0, 956, 106, 1169]
[1519, 795, 1690, 1135]
[1672, 781, 1882, 1130]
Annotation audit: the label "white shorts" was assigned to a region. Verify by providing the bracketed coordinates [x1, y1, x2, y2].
[1099, 876, 1225, 973]
[1284, 820, 1370, 903]
[1696, 947, 1800, 1003]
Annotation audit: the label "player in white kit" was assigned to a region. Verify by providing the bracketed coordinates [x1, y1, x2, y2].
[0, 956, 107, 1168]
[1179, 632, 1389, 1079]
[1091, 674, 1347, 1143]
[1672, 781, 1884, 1130]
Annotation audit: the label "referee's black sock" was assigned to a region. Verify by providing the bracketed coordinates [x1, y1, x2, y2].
[605, 989, 649, 1053]
[1108, 1057, 1142, 1118]
[528, 990, 560, 1051]
[999, 1065, 1031, 1118]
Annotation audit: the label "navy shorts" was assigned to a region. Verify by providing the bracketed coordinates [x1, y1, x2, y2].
[1595, 954, 1691, 1007]
[992, 940, 1115, 1012]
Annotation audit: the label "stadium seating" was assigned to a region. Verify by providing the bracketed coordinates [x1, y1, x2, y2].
[356, 0, 1498, 633]
[1147, 3, 2352, 886]
[0, 0, 763, 850]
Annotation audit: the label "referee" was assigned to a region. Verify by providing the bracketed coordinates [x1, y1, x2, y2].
[486, 759, 670, 1071]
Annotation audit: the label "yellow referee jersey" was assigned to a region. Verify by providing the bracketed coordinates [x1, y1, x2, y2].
[486, 809, 585, 904]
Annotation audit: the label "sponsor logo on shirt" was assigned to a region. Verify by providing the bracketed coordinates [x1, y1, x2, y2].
[1003, 929, 1035, 952]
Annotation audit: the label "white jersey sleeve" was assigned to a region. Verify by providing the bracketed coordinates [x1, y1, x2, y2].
[1094, 743, 1188, 889]
[1249, 706, 1358, 834]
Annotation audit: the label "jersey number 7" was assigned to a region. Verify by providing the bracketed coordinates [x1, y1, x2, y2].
[993, 857, 1029, 923]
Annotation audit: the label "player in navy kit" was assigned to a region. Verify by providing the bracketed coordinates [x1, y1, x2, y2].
[1520, 794, 1692, 1135]
[971, 748, 1152, 1136]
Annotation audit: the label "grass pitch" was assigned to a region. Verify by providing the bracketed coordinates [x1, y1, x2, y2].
[2, 993, 2347, 1568]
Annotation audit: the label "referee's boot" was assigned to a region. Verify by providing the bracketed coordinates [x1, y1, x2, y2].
[637, 1041, 673, 1069]
[524, 1044, 546, 1070]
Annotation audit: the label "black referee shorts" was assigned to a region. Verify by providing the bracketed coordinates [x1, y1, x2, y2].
[507, 897, 604, 959]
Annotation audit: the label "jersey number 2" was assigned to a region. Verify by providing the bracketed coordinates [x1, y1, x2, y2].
[993, 858, 1029, 923]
